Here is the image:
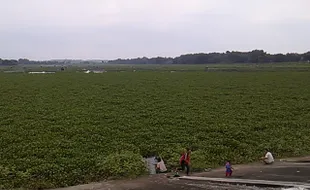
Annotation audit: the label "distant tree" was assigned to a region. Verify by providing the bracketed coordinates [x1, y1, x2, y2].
[247, 50, 266, 63]
[1, 59, 18, 66]
[18, 58, 30, 64]
[271, 54, 286, 62]
[285, 53, 300, 62]
[226, 51, 248, 63]
[302, 52, 310, 62]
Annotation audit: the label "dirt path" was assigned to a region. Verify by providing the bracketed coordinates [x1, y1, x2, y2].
[51, 156, 310, 190]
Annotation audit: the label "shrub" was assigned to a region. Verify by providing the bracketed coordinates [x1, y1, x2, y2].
[96, 151, 147, 179]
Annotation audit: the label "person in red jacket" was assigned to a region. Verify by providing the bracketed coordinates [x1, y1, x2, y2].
[180, 148, 191, 175]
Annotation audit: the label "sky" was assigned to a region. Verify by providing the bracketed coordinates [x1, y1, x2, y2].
[0, 0, 310, 60]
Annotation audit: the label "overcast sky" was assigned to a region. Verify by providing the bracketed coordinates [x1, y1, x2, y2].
[0, 0, 310, 60]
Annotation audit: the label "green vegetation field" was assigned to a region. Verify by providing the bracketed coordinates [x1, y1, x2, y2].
[1, 68, 310, 189]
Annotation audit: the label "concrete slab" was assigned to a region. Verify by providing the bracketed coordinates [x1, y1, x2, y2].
[280, 156, 310, 163]
[236, 165, 310, 183]
[179, 176, 310, 189]
[188, 159, 310, 189]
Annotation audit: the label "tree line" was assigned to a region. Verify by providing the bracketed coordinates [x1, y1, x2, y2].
[0, 58, 104, 66]
[108, 50, 310, 64]
[1, 50, 310, 66]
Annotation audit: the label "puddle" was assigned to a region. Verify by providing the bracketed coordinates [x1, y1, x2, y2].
[28, 71, 55, 74]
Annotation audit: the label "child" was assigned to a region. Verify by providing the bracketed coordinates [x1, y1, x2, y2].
[225, 161, 234, 177]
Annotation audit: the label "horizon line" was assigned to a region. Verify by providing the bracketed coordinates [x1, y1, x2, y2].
[1, 49, 310, 62]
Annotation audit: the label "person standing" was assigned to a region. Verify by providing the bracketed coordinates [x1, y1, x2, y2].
[225, 160, 234, 177]
[180, 148, 191, 175]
